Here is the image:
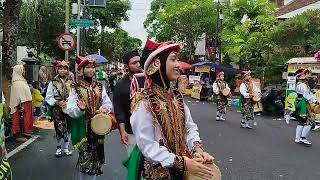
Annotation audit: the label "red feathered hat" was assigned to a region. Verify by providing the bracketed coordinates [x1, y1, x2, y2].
[54, 59, 69, 72]
[143, 40, 181, 76]
[76, 56, 96, 71]
[241, 70, 251, 78]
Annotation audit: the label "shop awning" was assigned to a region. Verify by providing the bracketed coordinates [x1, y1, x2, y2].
[192, 61, 240, 75]
[286, 57, 320, 64]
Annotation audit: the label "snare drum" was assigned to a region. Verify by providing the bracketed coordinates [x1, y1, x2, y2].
[91, 114, 113, 135]
[187, 163, 221, 180]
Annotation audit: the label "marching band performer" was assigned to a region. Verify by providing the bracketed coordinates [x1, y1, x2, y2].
[293, 68, 319, 146]
[67, 56, 113, 180]
[239, 70, 260, 129]
[212, 71, 230, 121]
[45, 60, 73, 157]
[129, 40, 217, 179]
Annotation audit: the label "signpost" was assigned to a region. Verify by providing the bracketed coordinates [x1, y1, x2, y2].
[58, 33, 76, 51]
[71, 19, 94, 28]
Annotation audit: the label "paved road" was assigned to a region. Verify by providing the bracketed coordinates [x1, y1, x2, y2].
[10, 97, 320, 180]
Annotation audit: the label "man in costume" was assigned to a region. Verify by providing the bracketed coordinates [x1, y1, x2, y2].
[45, 60, 73, 157]
[239, 70, 260, 129]
[293, 68, 319, 146]
[212, 71, 230, 121]
[113, 50, 144, 155]
[67, 56, 113, 180]
[129, 40, 216, 179]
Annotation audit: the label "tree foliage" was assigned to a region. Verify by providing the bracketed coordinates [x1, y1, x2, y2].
[144, 0, 217, 62]
[88, 29, 142, 63]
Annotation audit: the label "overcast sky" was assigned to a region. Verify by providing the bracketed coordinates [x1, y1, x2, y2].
[121, 0, 151, 44]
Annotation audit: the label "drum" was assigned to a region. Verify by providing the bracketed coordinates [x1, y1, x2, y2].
[252, 94, 261, 102]
[310, 104, 320, 114]
[187, 163, 221, 180]
[222, 88, 230, 97]
[91, 114, 113, 135]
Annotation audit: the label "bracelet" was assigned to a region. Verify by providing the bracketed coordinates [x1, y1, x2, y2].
[173, 156, 186, 172]
[192, 141, 204, 155]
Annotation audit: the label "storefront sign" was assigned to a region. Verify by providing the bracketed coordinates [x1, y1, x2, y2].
[287, 65, 320, 73]
[191, 83, 202, 100]
[287, 76, 296, 91]
[189, 75, 201, 84]
[195, 66, 211, 73]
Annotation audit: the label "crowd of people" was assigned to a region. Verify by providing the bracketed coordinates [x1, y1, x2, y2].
[0, 39, 317, 180]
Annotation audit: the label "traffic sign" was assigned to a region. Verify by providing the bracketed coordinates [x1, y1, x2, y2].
[57, 33, 76, 51]
[71, 19, 94, 27]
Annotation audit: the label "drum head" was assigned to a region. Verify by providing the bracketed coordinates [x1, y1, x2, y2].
[187, 163, 221, 180]
[91, 114, 112, 135]
[253, 95, 261, 102]
[222, 88, 230, 96]
[310, 104, 320, 113]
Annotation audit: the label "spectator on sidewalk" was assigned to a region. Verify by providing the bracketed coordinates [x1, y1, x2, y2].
[9, 65, 33, 142]
[32, 81, 44, 124]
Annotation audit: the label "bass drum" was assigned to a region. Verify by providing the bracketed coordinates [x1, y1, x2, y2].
[91, 114, 113, 136]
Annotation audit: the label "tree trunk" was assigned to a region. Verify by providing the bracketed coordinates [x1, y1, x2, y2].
[2, 0, 23, 101]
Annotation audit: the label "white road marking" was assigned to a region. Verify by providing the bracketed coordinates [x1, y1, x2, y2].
[6, 135, 40, 159]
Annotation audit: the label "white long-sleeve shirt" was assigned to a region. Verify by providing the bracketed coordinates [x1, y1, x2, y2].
[212, 81, 230, 95]
[130, 100, 201, 168]
[67, 86, 113, 119]
[240, 82, 260, 99]
[45, 81, 58, 106]
[296, 82, 317, 103]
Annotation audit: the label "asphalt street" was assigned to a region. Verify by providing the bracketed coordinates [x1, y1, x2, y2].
[9, 97, 320, 180]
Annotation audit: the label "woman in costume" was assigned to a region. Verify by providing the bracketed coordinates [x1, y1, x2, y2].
[45, 60, 73, 157]
[130, 40, 216, 179]
[10, 65, 33, 142]
[239, 70, 260, 129]
[212, 71, 230, 121]
[67, 56, 113, 180]
[293, 68, 319, 146]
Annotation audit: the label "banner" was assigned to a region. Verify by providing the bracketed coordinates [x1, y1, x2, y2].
[191, 83, 202, 100]
[178, 75, 189, 93]
[287, 65, 320, 73]
[195, 66, 211, 73]
[189, 75, 201, 84]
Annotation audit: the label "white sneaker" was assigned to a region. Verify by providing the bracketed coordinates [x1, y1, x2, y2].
[64, 149, 72, 156]
[55, 149, 62, 157]
[244, 123, 253, 129]
[220, 117, 226, 121]
[294, 138, 300, 143]
[285, 115, 290, 124]
[300, 138, 312, 146]
[216, 116, 220, 121]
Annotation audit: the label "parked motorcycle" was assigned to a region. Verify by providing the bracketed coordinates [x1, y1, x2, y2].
[261, 86, 285, 116]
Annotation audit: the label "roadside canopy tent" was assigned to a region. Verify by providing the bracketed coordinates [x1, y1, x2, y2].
[192, 61, 240, 75]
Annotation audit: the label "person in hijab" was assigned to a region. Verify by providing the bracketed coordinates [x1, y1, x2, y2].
[10, 65, 33, 142]
[129, 40, 216, 179]
[39, 66, 48, 90]
[67, 56, 113, 180]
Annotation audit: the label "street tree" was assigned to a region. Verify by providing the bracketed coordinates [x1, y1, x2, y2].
[144, 0, 217, 62]
[221, 0, 277, 81]
[88, 28, 142, 63]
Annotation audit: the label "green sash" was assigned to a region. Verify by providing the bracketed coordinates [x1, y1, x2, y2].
[122, 145, 143, 180]
[71, 115, 87, 149]
[296, 98, 308, 118]
[237, 95, 243, 113]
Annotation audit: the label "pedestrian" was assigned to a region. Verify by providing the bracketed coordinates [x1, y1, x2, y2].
[212, 72, 231, 121]
[68, 66, 75, 82]
[9, 64, 33, 142]
[129, 40, 216, 179]
[32, 81, 44, 124]
[239, 70, 260, 129]
[67, 56, 113, 180]
[113, 50, 143, 156]
[38, 65, 48, 91]
[45, 60, 73, 157]
[293, 68, 319, 146]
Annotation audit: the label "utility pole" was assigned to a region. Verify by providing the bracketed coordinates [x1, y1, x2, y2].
[214, 0, 220, 64]
[65, 0, 70, 61]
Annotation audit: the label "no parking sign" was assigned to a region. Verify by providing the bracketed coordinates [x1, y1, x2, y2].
[57, 33, 76, 51]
